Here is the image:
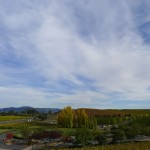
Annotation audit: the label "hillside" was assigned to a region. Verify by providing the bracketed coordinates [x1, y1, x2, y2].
[0, 106, 61, 113]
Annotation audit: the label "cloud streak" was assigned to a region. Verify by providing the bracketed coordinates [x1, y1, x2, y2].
[0, 0, 150, 108]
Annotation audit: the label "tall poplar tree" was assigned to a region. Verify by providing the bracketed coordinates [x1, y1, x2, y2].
[76, 109, 88, 128]
[58, 106, 74, 128]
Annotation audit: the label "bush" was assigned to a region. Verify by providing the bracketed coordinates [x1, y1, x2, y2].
[75, 127, 93, 146]
[30, 130, 62, 140]
[96, 134, 107, 145]
[6, 133, 13, 139]
[112, 129, 126, 143]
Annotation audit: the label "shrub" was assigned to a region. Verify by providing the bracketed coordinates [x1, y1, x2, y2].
[112, 129, 126, 143]
[75, 127, 93, 146]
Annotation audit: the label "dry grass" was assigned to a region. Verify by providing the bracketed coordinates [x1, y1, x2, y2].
[52, 142, 150, 150]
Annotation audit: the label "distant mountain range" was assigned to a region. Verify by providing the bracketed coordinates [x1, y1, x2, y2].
[0, 106, 61, 113]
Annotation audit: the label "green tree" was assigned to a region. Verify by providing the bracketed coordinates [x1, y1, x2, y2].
[22, 108, 39, 116]
[75, 127, 93, 146]
[112, 129, 126, 143]
[88, 117, 97, 129]
[38, 113, 48, 121]
[48, 110, 52, 115]
[96, 134, 107, 145]
[112, 118, 117, 125]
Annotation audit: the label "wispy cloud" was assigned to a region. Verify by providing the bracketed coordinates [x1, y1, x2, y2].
[0, 0, 150, 108]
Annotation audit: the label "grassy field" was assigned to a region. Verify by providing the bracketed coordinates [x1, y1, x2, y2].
[50, 142, 150, 150]
[0, 116, 29, 121]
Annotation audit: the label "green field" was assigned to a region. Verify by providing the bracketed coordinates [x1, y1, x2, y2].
[0, 116, 29, 121]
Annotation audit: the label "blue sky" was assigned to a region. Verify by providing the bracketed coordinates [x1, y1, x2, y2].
[0, 0, 150, 108]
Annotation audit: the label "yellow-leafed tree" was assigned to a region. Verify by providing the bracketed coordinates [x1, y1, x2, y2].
[58, 106, 74, 128]
[76, 109, 88, 128]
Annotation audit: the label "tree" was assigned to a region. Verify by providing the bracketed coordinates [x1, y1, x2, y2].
[58, 107, 96, 129]
[75, 127, 93, 146]
[76, 109, 88, 128]
[38, 113, 48, 121]
[112, 129, 126, 143]
[7, 110, 18, 116]
[96, 134, 107, 145]
[112, 118, 117, 125]
[48, 110, 52, 115]
[125, 123, 140, 139]
[88, 117, 97, 129]
[58, 106, 74, 128]
[22, 108, 39, 116]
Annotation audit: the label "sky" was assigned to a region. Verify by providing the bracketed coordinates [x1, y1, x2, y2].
[0, 0, 150, 109]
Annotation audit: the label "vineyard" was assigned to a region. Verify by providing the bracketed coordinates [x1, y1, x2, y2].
[0, 116, 29, 121]
[0, 122, 30, 129]
[81, 108, 150, 117]
[0, 121, 53, 130]
[54, 142, 150, 150]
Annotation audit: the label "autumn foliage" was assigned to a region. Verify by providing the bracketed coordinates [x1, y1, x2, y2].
[58, 106, 97, 129]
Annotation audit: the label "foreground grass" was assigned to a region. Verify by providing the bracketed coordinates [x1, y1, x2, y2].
[51, 142, 150, 150]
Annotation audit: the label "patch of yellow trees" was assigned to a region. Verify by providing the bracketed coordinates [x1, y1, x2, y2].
[58, 106, 97, 129]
